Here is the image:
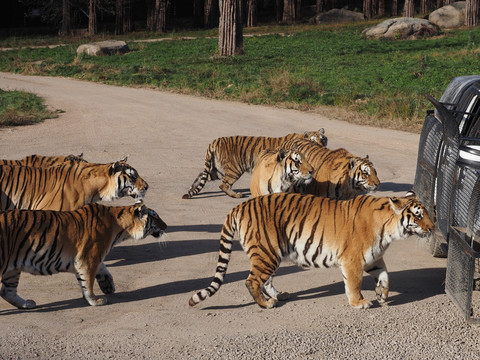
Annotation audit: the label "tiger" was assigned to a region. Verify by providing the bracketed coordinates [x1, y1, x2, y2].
[0, 153, 87, 167]
[0, 201, 167, 309]
[182, 129, 327, 199]
[281, 138, 380, 200]
[0, 160, 148, 211]
[249, 148, 313, 197]
[189, 191, 434, 309]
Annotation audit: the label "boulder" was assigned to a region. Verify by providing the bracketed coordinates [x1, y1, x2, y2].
[429, 1, 465, 28]
[76, 40, 129, 56]
[362, 17, 440, 40]
[311, 8, 365, 24]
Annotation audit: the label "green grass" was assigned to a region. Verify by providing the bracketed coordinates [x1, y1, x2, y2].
[1, 22, 480, 131]
[0, 89, 60, 126]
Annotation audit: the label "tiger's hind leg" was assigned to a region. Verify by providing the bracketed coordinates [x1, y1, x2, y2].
[365, 258, 389, 304]
[219, 171, 243, 198]
[1, 270, 36, 309]
[96, 263, 115, 294]
[245, 260, 281, 308]
[75, 263, 107, 306]
[262, 277, 290, 301]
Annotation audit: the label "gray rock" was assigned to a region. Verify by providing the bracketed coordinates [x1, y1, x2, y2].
[311, 8, 365, 24]
[429, 1, 465, 28]
[76, 40, 129, 56]
[362, 17, 440, 40]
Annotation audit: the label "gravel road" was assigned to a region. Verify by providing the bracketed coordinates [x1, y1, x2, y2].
[0, 72, 479, 359]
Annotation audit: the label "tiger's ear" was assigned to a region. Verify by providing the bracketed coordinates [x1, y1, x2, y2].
[319, 128, 325, 134]
[348, 158, 357, 169]
[119, 156, 128, 163]
[134, 203, 148, 218]
[277, 149, 287, 162]
[406, 190, 416, 198]
[389, 197, 403, 215]
[365, 155, 369, 160]
[109, 161, 125, 175]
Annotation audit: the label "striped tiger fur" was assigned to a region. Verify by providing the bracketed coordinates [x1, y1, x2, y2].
[189, 191, 433, 309]
[0, 202, 167, 309]
[0, 160, 148, 211]
[282, 139, 380, 199]
[250, 148, 313, 197]
[0, 153, 86, 167]
[182, 129, 327, 199]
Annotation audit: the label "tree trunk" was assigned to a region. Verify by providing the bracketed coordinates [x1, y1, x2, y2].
[205, 0, 219, 28]
[316, 0, 323, 13]
[61, 0, 70, 36]
[420, 0, 432, 15]
[247, 0, 257, 27]
[218, 0, 243, 56]
[123, 0, 133, 33]
[392, 0, 398, 16]
[88, 0, 97, 35]
[466, 0, 480, 26]
[115, 0, 124, 35]
[378, 0, 385, 17]
[363, 0, 372, 18]
[403, 0, 414, 17]
[155, 0, 168, 32]
[282, 0, 296, 23]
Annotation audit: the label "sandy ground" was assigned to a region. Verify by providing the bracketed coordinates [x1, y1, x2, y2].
[0, 72, 479, 359]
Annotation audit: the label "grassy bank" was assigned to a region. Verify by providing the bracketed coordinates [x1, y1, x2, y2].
[1, 22, 480, 132]
[0, 89, 60, 126]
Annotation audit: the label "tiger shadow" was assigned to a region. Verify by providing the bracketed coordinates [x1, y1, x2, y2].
[182, 188, 251, 199]
[0, 267, 446, 314]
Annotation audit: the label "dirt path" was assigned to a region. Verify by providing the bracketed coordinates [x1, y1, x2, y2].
[0, 72, 479, 359]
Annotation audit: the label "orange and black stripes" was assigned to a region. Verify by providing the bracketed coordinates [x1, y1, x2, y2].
[189, 192, 434, 309]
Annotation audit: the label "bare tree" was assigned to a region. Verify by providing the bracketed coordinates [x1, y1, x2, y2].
[283, 0, 296, 23]
[392, 0, 398, 16]
[88, 0, 97, 35]
[155, 0, 168, 32]
[403, 0, 414, 17]
[61, 0, 71, 35]
[247, 0, 257, 27]
[363, 0, 372, 18]
[378, 0, 385, 17]
[218, 0, 243, 56]
[466, 0, 480, 26]
[316, 0, 324, 13]
[115, 0, 124, 35]
[205, 0, 219, 28]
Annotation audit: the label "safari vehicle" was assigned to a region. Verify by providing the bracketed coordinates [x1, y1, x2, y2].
[413, 75, 480, 323]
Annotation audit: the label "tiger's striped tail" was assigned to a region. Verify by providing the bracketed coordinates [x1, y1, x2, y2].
[182, 142, 216, 199]
[189, 209, 237, 306]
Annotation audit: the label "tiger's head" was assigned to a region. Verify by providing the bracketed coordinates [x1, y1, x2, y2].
[282, 149, 313, 187]
[303, 128, 328, 147]
[124, 201, 168, 240]
[389, 191, 434, 238]
[349, 156, 380, 194]
[109, 161, 149, 200]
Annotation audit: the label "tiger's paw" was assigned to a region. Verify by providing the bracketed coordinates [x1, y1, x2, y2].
[20, 299, 36, 309]
[96, 273, 115, 294]
[350, 299, 373, 309]
[85, 296, 107, 306]
[375, 285, 389, 303]
[263, 298, 278, 309]
[276, 292, 290, 301]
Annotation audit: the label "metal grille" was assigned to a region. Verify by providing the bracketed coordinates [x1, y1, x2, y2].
[413, 114, 443, 216]
[445, 229, 479, 324]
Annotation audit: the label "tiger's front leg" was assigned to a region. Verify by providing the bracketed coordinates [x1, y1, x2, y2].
[75, 263, 107, 306]
[366, 258, 389, 304]
[341, 262, 372, 309]
[96, 262, 115, 294]
[1, 271, 36, 309]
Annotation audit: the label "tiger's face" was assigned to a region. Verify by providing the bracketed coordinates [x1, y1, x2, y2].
[111, 162, 149, 200]
[349, 156, 380, 193]
[304, 128, 328, 147]
[129, 202, 167, 240]
[285, 151, 313, 185]
[390, 193, 434, 238]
